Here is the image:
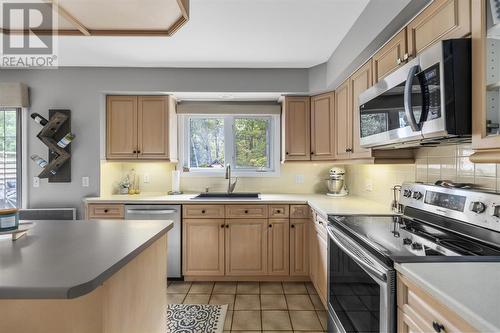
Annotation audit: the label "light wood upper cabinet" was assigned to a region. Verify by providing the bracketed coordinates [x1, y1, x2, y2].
[310, 92, 336, 160]
[397, 273, 478, 333]
[282, 96, 311, 161]
[334, 79, 352, 160]
[373, 29, 408, 82]
[290, 219, 309, 276]
[407, 0, 471, 58]
[137, 96, 169, 159]
[183, 219, 225, 276]
[106, 95, 176, 161]
[470, 0, 500, 162]
[106, 96, 138, 159]
[267, 219, 290, 276]
[225, 219, 268, 276]
[350, 60, 374, 159]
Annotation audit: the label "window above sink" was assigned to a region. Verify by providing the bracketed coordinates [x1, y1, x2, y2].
[178, 113, 281, 177]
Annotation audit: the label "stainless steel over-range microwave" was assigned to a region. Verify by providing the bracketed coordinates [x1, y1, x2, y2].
[358, 39, 471, 149]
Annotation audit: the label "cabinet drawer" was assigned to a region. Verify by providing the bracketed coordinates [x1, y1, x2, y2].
[397, 273, 478, 333]
[269, 204, 289, 218]
[183, 205, 225, 219]
[290, 205, 311, 219]
[87, 204, 124, 219]
[225, 205, 268, 218]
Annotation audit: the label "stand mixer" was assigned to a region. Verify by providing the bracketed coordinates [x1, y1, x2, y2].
[326, 167, 348, 197]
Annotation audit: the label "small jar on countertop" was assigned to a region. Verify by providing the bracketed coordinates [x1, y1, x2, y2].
[0, 208, 19, 231]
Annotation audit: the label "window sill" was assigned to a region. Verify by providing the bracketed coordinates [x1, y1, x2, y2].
[180, 170, 280, 178]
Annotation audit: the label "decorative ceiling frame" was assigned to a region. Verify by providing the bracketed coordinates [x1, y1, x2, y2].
[1, 0, 189, 36]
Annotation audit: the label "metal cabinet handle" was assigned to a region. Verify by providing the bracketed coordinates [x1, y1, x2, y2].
[104, 209, 109, 213]
[225, 225, 229, 228]
[201, 210, 206, 214]
[432, 322, 445, 333]
[276, 210, 281, 213]
[403, 53, 409, 61]
[244, 210, 249, 214]
[220, 224, 225, 228]
[132, 150, 137, 154]
[286, 152, 289, 155]
[397, 57, 402, 65]
[311, 152, 315, 155]
[137, 150, 141, 154]
[269, 224, 272, 228]
[291, 224, 295, 228]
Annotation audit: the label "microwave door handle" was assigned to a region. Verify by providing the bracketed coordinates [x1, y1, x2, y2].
[327, 226, 387, 283]
[404, 65, 422, 132]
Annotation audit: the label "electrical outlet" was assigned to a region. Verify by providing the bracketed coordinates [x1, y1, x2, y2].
[82, 176, 90, 187]
[144, 173, 150, 183]
[295, 174, 304, 184]
[33, 177, 40, 188]
[365, 180, 373, 192]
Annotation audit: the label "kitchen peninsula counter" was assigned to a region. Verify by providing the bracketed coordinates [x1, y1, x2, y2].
[0, 219, 173, 333]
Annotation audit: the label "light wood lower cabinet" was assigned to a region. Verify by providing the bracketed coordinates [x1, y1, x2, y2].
[290, 219, 309, 276]
[397, 273, 478, 333]
[225, 219, 268, 276]
[86, 203, 124, 219]
[309, 213, 328, 307]
[182, 219, 225, 276]
[182, 204, 309, 280]
[268, 219, 290, 276]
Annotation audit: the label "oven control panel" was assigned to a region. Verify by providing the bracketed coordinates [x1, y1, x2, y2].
[400, 182, 500, 232]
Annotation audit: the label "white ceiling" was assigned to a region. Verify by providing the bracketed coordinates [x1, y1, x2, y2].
[55, 0, 370, 68]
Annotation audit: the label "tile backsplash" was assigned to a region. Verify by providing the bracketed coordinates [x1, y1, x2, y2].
[100, 144, 500, 207]
[414, 144, 500, 192]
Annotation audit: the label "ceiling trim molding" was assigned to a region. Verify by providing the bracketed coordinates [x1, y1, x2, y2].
[0, 0, 190, 37]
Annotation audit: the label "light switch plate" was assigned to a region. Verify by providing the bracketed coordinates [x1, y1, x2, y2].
[144, 173, 150, 183]
[33, 177, 40, 188]
[82, 176, 89, 187]
[365, 180, 373, 192]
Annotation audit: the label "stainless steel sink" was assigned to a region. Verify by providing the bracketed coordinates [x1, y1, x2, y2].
[192, 192, 260, 199]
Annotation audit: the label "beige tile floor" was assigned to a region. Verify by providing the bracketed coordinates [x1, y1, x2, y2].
[167, 281, 327, 332]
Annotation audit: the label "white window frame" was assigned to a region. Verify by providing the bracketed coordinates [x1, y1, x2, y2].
[178, 114, 281, 177]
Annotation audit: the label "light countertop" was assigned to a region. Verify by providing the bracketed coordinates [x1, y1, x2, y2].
[84, 193, 394, 217]
[0, 219, 173, 299]
[395, 262, 500, 333]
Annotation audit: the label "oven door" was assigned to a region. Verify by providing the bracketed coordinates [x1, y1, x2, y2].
[327, 225, 396, 333]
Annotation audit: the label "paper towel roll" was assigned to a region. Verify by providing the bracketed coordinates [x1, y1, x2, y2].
[172, 170, 181, 192]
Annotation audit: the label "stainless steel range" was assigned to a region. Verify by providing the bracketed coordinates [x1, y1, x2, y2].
[326, 182, 500, 333]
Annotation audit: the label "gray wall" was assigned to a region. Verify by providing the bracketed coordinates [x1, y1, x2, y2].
[0, 67, 309, 217]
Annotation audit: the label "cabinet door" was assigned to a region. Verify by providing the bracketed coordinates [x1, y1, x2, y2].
[350, 60, 373, 159]
[311, 92, 336, 160]
[106, 96, 138, 159]
[309, 222, 318, 287]
[225, 219, 268, 276]
[268, 219, 290, 276]
[137, 96, 170, 159]
[407, 0, 471, 58]
[334, 80, 352, 160]
[183, 219, 225, 276]
[316, 230, 328, 306]
[290, 219, 309, 276]
[373, 29, 408, 82]
[397, 309, 428, 333]
[283, 97, 311, 161]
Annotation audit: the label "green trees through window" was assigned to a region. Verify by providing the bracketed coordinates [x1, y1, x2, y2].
[187, 115, 273, 172]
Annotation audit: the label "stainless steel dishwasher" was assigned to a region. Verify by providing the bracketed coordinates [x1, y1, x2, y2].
[124, 205, 181, 278]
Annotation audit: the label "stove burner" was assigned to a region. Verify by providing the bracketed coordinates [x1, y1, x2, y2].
[437, 239, 484, 255]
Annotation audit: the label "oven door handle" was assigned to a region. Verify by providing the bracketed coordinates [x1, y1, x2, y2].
[327, 226, 388, 283]
[404, 64, 422, 132]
